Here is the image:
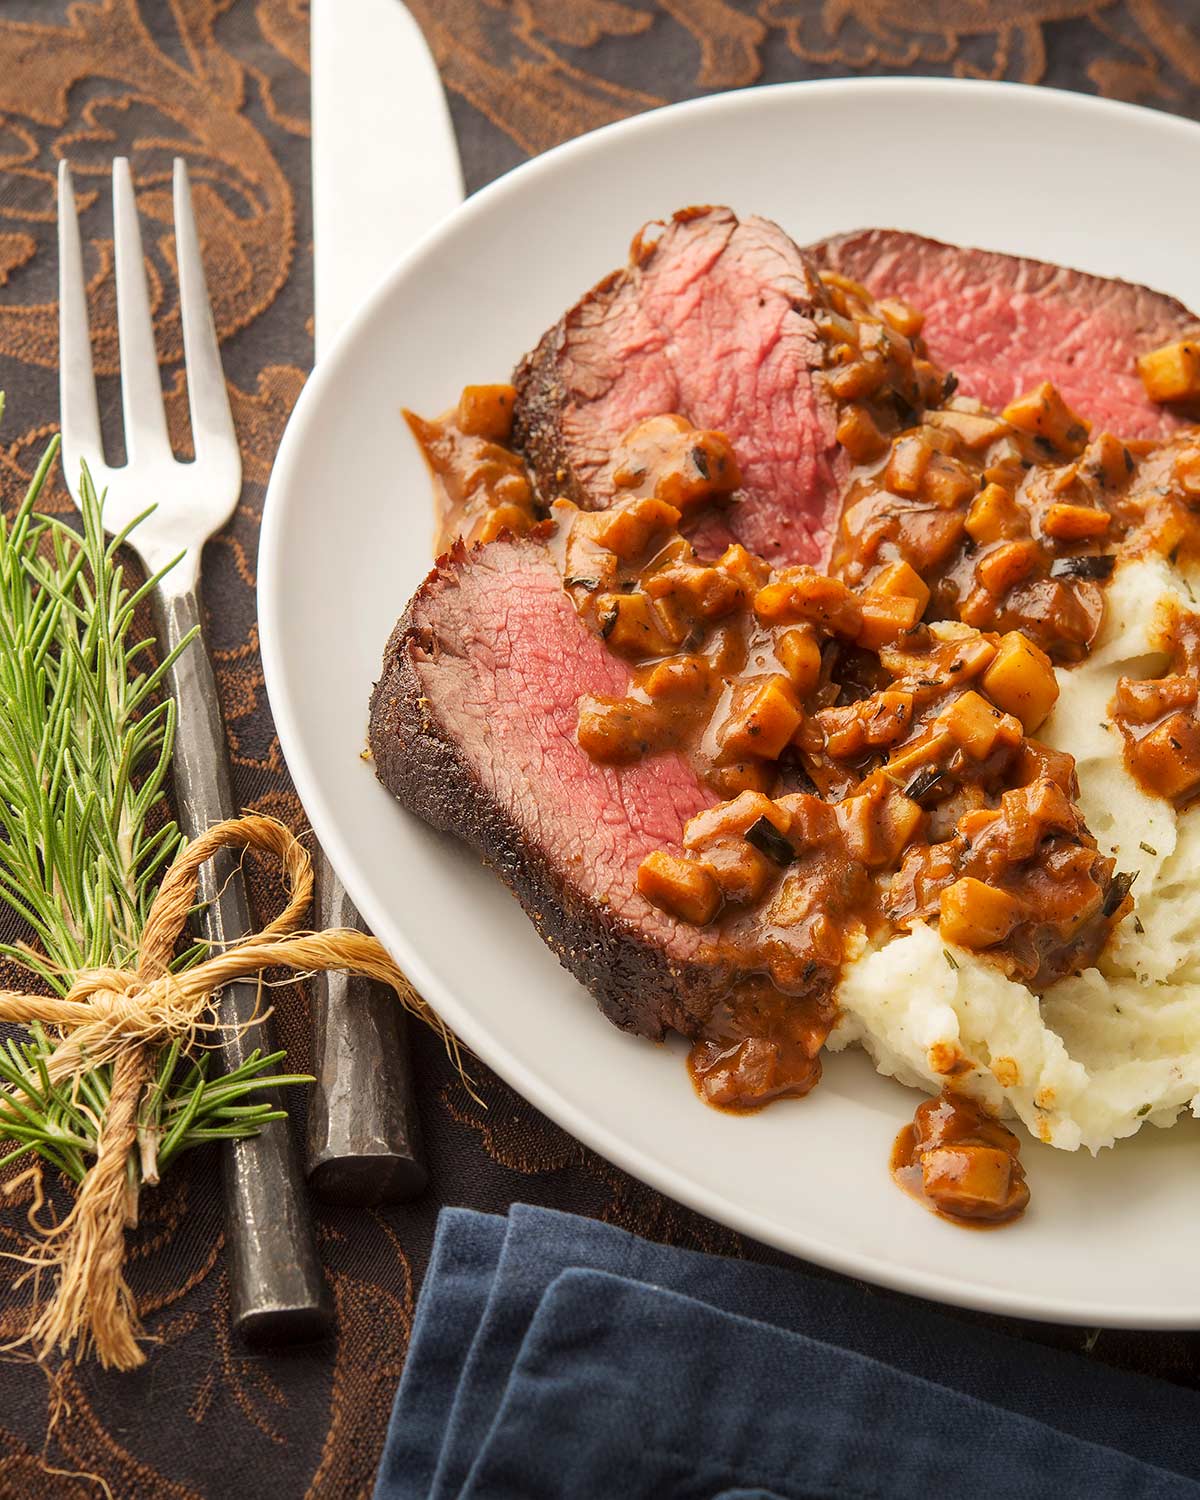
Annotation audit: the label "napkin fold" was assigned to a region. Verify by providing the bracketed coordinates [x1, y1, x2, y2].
[375, 1206, 1200, 1500]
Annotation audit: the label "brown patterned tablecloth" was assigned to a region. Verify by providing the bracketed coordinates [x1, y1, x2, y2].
[1, 3, 1200, 1495]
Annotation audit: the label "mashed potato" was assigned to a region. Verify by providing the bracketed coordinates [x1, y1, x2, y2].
[830, 557, 1200, 1152]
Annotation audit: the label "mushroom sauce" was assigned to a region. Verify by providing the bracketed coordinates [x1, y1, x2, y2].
[405, 275, 1200, 1229]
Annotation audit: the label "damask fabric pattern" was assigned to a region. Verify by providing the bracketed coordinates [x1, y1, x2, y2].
[0, 2, 1198, 1496]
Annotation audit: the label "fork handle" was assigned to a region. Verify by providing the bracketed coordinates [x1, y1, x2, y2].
[305, 854, 428, 1204]
[155, 581, 331, 1345]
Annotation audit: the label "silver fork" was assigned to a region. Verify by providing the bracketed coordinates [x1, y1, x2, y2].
[58, 157, 329, 1343]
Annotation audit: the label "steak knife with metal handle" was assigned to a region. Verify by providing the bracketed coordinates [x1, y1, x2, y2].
[306, 0, 464, 1201]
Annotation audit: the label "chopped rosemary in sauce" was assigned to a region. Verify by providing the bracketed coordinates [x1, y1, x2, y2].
[744, 815, 795, 866]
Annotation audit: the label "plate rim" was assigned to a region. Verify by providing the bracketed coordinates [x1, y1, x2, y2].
[261, 75, 1200, 1328]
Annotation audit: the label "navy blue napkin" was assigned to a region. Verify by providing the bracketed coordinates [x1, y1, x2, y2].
[375, 1206, 1200, 1499]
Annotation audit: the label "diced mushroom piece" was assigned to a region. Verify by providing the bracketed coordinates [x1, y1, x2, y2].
[684, 790, 790, 847]
[911, 1092, 1024, 1156]
[721, 675, 804, 761]
[866, 559, 931, 615]
[857, 594, 922, 650]
[975, 540, 1040, 595]
[939, 876, 1022, 949]
[938, 690, 1022, 761]
[919, 1143, 1022, 1219]
[774, 790, 838, 847]
[816, 703, 869, 760]
[478, 502, 534, 544]
[647, 592, 691, 647]
[836, 784, 923, 867]
[862, 691, 915, 749]
[754, 568, 863, 637]
[836, 403, 889, 464]
[1084, 432, 1135, 491]
[819, 269, 874, 305]
[883, 727, 954, 781]
[643, 655, 712, 700]
[879, 627, 995, 685]
[1041, 503, 1111, 542]
[637, 851, 721, 925]
[1128, 712, 1200, 801]
[1014, 739, 1078, 794]
[891, 508, 967, 574]
[708, 761, 775, 798]
[576, 697, 660, 764]
[592, 498, 682, 560]
[702, 839, 774, 904]
[691, 1035, 821, 1111]
[609, 417, 741, 513]
[923, 408, 1009, 451]
[716, 543, 770, 595]
[832, 791, 879, 866]
[920, 453, 978, 509]
[965, 483, 1025, 545]
[817, 692, 914, 760]
[644, 559, 744, 618]
[595, 592, 672, 658]
[495, 472, 533, 507]
[944, 630, 1000, 681]
[875, 296, 924, 339]
[558, 506, 619, 595]
[878, 788, 925, 864]
[457, 383, 517, 440]
[680, 792, 789, 896]
[1137, 339, 1200, 404]
[981, 631, 1060, 731]
[1113, 671, 1196, 725]
[656, 429, 742, 511]
[1001, 381, 1090, 456]
[612, 414, 689, 487]
[775, 626, 823, 696]
[884, 434, 934, 497]
[826, 355, 888, 402]
[815, 307, 860, 347]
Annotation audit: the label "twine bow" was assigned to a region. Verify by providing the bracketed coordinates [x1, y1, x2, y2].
[0, 813, 448, 1371]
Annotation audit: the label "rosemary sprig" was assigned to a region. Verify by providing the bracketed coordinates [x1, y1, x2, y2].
[0, 1030, 308, 1184]
[0, 416, 310, 1182]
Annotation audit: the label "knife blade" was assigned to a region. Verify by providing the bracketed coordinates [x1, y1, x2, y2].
[312, 0, 464, 348]
[305, 0, 462, 1202]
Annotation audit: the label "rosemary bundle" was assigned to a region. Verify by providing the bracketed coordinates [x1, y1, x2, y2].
[0, 419, 308, 1195]
[0, 420, 445, 1369]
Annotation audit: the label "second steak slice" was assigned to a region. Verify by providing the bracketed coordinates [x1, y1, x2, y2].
[811, 228, 1199, 440]
[513, 205, 842, 567]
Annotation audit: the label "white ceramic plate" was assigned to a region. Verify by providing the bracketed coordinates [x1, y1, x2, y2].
[261, 78, 1200, 1327]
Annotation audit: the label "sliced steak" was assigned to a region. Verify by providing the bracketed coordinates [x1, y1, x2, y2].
[369, 537, 733, 1040]
[811, 229, 1200, 440]
[513, 206, 842, 566]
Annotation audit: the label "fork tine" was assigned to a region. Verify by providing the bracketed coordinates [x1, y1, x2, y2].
[57, 162, 104, 503]
[172, 159, 238, 466]
[112, 157, 172, 463]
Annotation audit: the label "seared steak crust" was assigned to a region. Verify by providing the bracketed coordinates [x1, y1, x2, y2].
[368, 539, 735, 1040]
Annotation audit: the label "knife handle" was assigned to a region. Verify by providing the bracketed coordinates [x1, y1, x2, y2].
[305, 852, 428, 1204]
[157, 583, 331, 1344]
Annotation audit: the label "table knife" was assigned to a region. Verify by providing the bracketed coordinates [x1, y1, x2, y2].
[305, 0, 463, 1201]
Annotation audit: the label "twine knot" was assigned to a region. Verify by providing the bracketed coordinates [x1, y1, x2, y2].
[0, 814, 444, 1370]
